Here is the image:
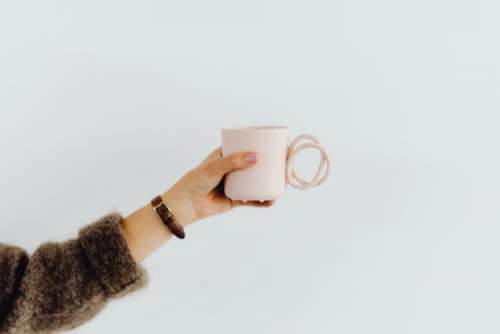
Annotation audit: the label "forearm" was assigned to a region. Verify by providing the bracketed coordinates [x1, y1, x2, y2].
[121, 189, 194, 262]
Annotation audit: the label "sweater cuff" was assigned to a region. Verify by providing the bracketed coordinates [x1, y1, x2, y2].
[78, 213, 148, 298]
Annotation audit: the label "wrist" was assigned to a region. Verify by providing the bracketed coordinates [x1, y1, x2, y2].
[161, 189, 197, 227]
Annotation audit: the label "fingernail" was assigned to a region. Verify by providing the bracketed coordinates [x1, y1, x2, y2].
[244, 152, 257, 163]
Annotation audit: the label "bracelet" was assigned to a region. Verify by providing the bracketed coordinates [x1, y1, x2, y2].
[151, 195, 185, 239]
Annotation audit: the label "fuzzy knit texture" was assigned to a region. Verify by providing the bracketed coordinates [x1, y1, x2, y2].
[0, 213, 148, 334]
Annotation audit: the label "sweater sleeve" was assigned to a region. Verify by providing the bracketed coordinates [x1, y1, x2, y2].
[0, 213, 148, 334]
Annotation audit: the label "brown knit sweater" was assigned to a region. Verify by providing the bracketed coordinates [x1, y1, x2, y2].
[0, 213, 148, 334]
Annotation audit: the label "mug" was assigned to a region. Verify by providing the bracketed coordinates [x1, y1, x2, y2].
[221, 125, 331, 201]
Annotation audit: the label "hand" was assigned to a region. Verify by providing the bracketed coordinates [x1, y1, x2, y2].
[162, 147, 275, 227]
[122, 147, 275, 262]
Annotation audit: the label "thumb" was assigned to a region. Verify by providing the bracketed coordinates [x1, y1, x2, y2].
[204, 151, 257, 178]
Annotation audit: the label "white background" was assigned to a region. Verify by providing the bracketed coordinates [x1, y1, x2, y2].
[1, 0, 499, 333]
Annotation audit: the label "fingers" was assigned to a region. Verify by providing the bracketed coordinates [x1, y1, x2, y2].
[232, 199, 275, 208]
[204, 151, 257, 178]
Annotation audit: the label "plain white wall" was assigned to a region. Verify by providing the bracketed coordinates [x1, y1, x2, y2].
[1, 0, 499, 333]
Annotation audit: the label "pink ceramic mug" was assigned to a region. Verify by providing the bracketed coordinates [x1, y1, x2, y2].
[221, 125, 331, 201]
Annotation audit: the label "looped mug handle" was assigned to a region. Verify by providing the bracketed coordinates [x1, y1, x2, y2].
[286, 134, 332, 189]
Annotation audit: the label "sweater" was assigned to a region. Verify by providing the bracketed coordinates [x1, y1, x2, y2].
[0, 213, 148, 334]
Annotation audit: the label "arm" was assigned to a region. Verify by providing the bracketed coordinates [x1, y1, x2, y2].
[0, 147, 272, 333]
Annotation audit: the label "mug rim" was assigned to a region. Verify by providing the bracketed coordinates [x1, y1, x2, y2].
[221, 125, 289, 132]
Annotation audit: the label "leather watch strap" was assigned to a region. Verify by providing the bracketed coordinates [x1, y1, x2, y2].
[151, 195, 185, 239]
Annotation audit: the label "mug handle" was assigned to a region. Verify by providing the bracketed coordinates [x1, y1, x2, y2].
[286, 134, 332, 189]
